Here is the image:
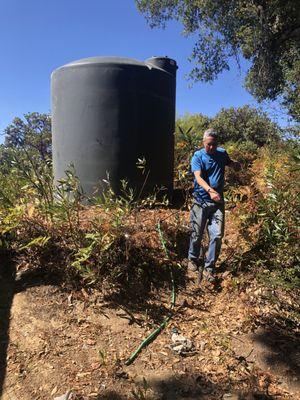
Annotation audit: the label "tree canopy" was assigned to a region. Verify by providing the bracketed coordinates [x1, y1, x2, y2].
[0, 113, 52, 207]
[211, 105, 281, 145]
[4, 112, 51, 159]
[176, 105, 281, 147]
[136, 0, 300, 121]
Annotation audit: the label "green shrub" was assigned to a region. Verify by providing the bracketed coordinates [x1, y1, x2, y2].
[229, 143, 300, 290]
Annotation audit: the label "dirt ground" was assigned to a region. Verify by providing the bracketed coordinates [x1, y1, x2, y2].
[0, 209, 299, 400]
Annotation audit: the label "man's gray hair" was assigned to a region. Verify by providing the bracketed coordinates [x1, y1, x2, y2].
[203, 128, 218, 140]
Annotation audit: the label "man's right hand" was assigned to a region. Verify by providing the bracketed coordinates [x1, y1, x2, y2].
[209, 189, 221, 202]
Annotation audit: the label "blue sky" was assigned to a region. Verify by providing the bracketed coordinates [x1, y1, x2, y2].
[0, 0, 290, 140]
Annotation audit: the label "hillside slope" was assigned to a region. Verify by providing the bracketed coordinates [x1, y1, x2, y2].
[1, 208, 299, 400]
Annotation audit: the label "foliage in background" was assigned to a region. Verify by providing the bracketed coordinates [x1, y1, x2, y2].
[0, 113, 52, 212]
[174, 105, 280, 188]
[0, 110, 298, 295]
[136, 0, 300, 121]
[4, 112, 51, 156]
[225, 142, 300, 291]
[211, 105, 281, 145]
[174, 113, 210, 187]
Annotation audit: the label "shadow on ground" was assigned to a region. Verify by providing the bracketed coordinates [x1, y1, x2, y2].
[232, 311, 300, 396]
[94, 370, 274, 399]
[0, 252, 15, 398]
[252, 317, 300, 392]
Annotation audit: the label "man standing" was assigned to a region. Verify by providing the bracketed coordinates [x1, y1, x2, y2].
[187, 129, 240, 283]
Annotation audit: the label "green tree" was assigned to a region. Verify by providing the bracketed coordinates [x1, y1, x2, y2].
[4, 112, 52, 159]
[211, 105, 281, 145]
[136, 0, 300, 120]
[0, 113, 53, 208]
[176, 112, 211, 148]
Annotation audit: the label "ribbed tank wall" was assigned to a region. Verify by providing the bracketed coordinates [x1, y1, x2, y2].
[51, 56, 177, 196]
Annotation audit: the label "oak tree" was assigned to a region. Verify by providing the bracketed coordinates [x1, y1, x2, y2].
[136, 0, 300, 121]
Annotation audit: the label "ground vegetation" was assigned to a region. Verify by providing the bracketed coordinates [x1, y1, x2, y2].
[0, 111, 299, 399]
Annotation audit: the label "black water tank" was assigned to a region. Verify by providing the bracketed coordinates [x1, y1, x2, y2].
[51, 56, 177, 196]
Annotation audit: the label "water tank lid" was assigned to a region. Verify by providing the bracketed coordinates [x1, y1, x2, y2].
[145, 56, 178, 76]
[58, 56, 146, 69]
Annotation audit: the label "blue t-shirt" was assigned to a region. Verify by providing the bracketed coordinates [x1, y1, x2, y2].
[191, 147, 231, 203]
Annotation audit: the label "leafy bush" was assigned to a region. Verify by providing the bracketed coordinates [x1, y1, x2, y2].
[211, 106, 281, 145]
[228, 142, 300, 290]
[0, 132, 176, 291]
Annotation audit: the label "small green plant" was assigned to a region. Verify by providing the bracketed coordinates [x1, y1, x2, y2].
[52, 165, 85, 245]
[71, 232, 115, 282]
[97, 349, 107, 366]
[131, 378, 150, 400]
[19, 235, 51, 251]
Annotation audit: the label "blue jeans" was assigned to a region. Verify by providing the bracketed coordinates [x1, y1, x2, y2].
[188, 201, 225, 274]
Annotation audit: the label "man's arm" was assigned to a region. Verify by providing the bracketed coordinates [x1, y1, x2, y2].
[194, 170, 222, 202]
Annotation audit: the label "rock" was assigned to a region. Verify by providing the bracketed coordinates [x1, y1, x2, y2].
[170, 328, 196, 355]
[54, 390, 73, 400]
[222, 393, 239, 400]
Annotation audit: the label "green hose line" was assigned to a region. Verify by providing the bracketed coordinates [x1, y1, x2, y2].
[124, 314, 172, 366]
[157, 221, 176, 308]
[124, 221, 176, 366]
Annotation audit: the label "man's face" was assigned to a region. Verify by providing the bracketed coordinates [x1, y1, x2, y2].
[203, 136, 218, 154]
